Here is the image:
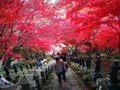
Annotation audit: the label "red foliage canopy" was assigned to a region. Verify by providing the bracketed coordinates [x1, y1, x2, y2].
[1, 0, 120, 61]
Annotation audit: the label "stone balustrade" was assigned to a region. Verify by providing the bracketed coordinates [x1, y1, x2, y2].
[0, 60, 54, 90]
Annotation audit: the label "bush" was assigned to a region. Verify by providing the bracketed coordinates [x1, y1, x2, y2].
[83, 74, 92, 82]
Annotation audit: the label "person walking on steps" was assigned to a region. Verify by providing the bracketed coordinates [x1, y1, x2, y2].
[53, 55, 67, 85]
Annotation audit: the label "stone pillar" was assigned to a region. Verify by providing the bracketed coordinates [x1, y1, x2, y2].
[33, 70, 42, 90]
[91, 54, 102, 81]
[18, 76, 32, 90]
[104, 60, 120, 90]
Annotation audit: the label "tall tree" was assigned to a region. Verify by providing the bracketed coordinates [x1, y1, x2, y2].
[65, 0, 120, 53]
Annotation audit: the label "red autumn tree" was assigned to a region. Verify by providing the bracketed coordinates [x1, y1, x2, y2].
[0, 0, 24, 62]
[65, 0, 120, 54]
[0, 0, 58, 63]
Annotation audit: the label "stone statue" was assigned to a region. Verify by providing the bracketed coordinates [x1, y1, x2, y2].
[29, 63, 32, 69]
[94, 55, 101, 73]
[13, 64, 18, 74]
[86, 55, 92, 69]
[81, 56, 85, 67]
[19, 64, 23, 72]
[25, 63, 29, 70]
[79, 56, 82, 66]
[109, 60, 120, 84]
[3, 66, 11, 81]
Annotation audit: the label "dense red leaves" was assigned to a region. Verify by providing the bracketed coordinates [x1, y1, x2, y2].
[0, 0, 24, 24]
[0, 0, 58, 61]
[64, 0, 120, 52]
[94, 25, 118, 48]
[28, 38, 53, 51]
[1, 0, 120, 61]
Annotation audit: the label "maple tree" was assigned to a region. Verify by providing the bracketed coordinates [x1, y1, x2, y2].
[1, 0, 120, 64]
[0, 0, 24, 62]
[0, 0, 57, 63]
[64, 0, 120, 54]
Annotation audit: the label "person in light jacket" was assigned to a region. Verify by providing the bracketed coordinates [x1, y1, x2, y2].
[0, 74, 13, 86]
[53, 56, 67, 85]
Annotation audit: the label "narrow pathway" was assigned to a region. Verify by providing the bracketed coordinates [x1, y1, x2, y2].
[42, 67, 89, 90]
